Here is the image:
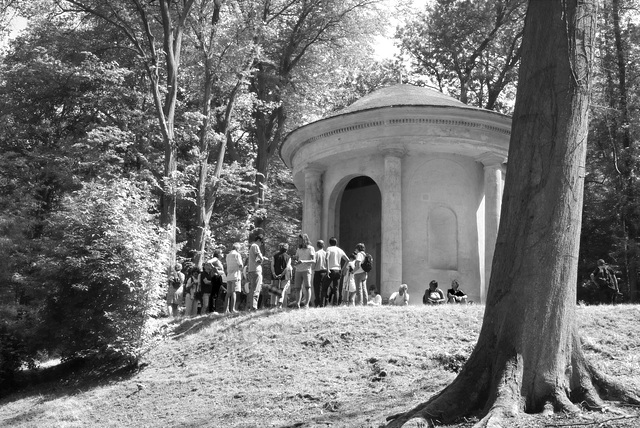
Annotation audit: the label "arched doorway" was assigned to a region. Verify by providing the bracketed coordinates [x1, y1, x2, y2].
[339, 176, 382, 293]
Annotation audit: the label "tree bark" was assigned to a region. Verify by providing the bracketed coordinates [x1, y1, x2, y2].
[385, 1, 639, 427]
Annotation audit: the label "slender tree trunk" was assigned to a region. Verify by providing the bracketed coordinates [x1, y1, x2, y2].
[612, 0, 638, 301]
[251, 66, 286, 209]
[386, 2, 639, 427]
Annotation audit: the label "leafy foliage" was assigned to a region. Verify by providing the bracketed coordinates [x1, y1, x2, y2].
[36, 180, 169, 362]
[397, 0, 525, 113]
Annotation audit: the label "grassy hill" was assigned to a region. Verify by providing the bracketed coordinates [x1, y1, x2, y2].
[1, 304, 639, 428]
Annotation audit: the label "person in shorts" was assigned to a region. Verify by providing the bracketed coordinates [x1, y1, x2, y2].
[224, 242, 243, 313]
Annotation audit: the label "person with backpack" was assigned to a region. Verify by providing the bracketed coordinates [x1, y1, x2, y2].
[590, 259, 622, 304]
[353, 243, 370, 306]
[166, 263, 185, 317]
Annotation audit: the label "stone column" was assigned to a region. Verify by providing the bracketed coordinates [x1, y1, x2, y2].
[302, 167, 323, 245]
[479, 154, 506, 303]
[381, 149, 404, 299]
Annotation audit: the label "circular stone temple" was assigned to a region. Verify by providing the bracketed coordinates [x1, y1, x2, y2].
[280, 84, 511, 303]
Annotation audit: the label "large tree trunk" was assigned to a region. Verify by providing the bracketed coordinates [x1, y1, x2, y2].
[386, 1, 639, 427]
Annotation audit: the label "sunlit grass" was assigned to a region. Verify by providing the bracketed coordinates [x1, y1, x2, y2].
[1, 304, 638, 428]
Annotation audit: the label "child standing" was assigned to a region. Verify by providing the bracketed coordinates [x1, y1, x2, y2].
[342, 252, 357, 306]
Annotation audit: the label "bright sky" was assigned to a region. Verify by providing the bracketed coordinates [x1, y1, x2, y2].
[373, 0, 429, 60]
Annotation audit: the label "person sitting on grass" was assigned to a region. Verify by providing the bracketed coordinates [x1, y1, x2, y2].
[423, 280, 445, 304]
[447, 279, 468, 304]
[388, 284, 410, 306]
[367, 288, 382, 306]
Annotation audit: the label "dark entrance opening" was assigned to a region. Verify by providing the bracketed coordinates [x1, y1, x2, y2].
[339, 176, 382, 293]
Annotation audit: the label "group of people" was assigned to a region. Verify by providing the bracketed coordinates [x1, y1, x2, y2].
[387, 279, 469, 306]
[165, 230, 377, 317]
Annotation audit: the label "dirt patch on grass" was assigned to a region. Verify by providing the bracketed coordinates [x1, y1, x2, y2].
[1, 305, 639, 427]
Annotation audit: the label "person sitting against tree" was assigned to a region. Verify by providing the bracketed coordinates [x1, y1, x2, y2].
[388, 284, 410, 306]
[423, 280, 445, 304]
[447, 279, 468, 304]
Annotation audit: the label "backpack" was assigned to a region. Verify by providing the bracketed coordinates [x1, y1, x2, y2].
[170, 273, 182, 289]
[595, 267, 616, 290]
[361, 252, 373, 273]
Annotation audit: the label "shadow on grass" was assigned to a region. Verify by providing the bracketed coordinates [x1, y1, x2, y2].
[0, 354, 141, 407]
[171, 307, 288, 339]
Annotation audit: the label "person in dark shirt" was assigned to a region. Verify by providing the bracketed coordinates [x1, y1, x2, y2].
[271, 243, 292, 308]
[590, 259, 622, 304]
[447, 279, 468, 304]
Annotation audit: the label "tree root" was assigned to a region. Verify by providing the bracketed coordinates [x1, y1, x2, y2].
[544, 414, 640, 427]
[384, 339, 640, 427]
[587, 362, 640, 405]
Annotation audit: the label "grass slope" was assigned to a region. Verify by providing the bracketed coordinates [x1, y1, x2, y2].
[1, 305, 639, 428]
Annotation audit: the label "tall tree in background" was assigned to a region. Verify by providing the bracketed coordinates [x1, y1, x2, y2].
[386, 1, 639, 427]
[398, 0, 526, 112]
[185, 0, 256, 266]
[248, 0, 383, 207]
[581, 0, 639, 301]
[59, 0, 196, 267]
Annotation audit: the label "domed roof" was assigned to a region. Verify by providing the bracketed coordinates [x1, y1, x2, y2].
[338, 84, 472, 115]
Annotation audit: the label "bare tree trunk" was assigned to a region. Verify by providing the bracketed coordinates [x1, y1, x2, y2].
[612, 0, 638, 301]
[385, 2, 639, 427]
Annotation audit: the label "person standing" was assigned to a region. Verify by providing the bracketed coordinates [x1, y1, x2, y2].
[247, 230, 265, 311]
[208, 249, 226, 312]
[200, 262, 215, 315]
[293, 233, 316, 309]
[324, 237, 348, 306]
[313, 240, 327, 307]
[343, 252, 357, 306]
[166, 263, 185, 317]
[271, 243, 292, 309]
[353, 243, 368, 305]
[184, 267, 201, 317]
[590, 259, 622, 304]
[224, 243, 243, 313]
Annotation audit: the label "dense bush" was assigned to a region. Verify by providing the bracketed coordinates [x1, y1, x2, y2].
[0, 310, 37, 394]
[36, 179, 170, 363]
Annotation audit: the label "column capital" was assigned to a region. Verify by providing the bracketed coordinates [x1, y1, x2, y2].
[476, 152, 507, 167]
[378, 143, 407, 158]
[304, 164, 324, 177]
